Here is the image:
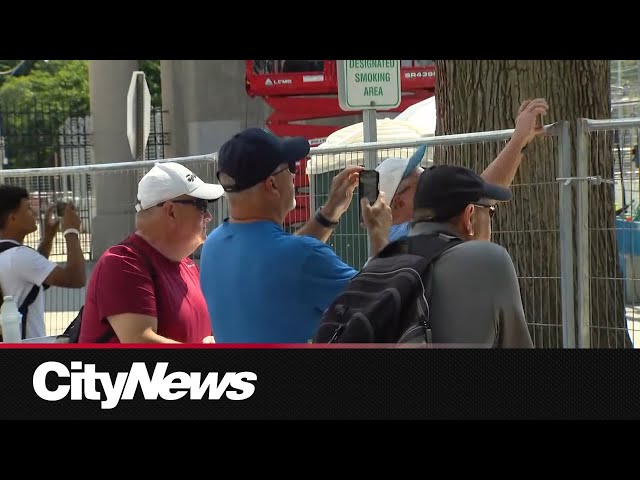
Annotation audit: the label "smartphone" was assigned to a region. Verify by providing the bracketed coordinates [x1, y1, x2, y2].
[56, 200, 68, 217]
[536, 114, 544, 129]
[359, 170, 379, 206]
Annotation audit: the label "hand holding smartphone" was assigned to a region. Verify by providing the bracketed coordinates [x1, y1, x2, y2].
[359, 170, 379, 206]
[56, 200, 68, 217]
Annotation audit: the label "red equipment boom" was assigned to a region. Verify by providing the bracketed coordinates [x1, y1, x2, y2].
[244, 60, 436, 226]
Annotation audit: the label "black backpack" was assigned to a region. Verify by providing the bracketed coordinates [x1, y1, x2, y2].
[313, 232, 463, 344]
[61, 238, 156, 343]
[0, 241, 51, 340]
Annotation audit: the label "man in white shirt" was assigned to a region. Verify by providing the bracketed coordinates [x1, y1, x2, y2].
[0, 185, 86, 339]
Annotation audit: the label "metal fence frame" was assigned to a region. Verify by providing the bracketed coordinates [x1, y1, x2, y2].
[0, 125, 575, 345]
[576, 117, 640, 348]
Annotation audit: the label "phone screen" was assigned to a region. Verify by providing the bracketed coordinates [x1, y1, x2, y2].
[359, 170, 379, 206]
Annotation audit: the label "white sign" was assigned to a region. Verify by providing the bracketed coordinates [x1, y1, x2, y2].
[126, 71, 152, 160]
[337, 60, 401, 111]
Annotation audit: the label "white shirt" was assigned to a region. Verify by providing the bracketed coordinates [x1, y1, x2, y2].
[0, 240, 57, 339]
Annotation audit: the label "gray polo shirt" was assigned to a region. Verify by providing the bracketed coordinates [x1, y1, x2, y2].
[409, 222, 533, 348]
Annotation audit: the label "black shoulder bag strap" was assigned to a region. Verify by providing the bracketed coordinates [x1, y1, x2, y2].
[93, 239, 157, 343]
[406, 233, 464, 343]
[406, 232, 464, 263]
[0, 241, 52, 339]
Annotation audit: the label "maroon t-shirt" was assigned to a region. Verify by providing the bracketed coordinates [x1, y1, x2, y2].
[79, 233, 212, 343]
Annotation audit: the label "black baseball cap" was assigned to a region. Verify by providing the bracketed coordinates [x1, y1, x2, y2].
[216, 128, 310, 192]
[414, 165, 512, 221]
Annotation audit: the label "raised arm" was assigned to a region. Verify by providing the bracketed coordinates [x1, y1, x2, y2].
[481, 98, 549, 188]
[42, 203, 86, 288]
[295, 166, 362, 243]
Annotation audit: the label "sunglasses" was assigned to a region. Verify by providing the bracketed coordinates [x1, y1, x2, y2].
[157, 198, 211, 213]
[271, 163, 297, 176]
[473, 203, 496, 219]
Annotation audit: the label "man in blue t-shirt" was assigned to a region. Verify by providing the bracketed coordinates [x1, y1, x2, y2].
[200, 128, 391, 343]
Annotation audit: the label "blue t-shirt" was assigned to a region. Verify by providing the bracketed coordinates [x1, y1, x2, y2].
[389, 222, 411, 242]
[200, 220, 357, 343]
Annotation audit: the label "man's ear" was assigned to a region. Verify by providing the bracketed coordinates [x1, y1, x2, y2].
[263, 176, 279, 196]
[463, 204, 475, 236]
[164, 202, 177, 220]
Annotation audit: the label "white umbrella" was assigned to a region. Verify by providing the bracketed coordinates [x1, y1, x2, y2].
[307, 99, 437, 175]
[394, 96, 437, 133]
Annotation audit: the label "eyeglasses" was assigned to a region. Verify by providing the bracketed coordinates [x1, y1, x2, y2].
[157, 198, 210, 213]
[473, 203, 496, 219]
[272, 163, 296, 176]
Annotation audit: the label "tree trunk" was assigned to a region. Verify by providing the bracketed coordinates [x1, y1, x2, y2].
[434, 60, 632, 348]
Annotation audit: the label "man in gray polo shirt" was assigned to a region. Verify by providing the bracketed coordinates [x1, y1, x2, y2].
[409, 165, 533, 348]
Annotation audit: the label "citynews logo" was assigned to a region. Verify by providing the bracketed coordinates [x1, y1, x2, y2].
[32, 361, 257, 410]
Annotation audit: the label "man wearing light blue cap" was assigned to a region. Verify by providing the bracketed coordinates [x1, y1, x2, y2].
[376, 145, 426, 241]
[377, 98, 549, 241]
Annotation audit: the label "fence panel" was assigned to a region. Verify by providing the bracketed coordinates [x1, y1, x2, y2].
[1, 128, 573, 346]
[577, 117, 640, 348]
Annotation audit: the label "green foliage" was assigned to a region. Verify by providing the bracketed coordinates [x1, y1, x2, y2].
[0, 60, 162, 168]
[139, 60, 162, 105]
[0, 61, 90, 168]
[0, 60, 89, 113]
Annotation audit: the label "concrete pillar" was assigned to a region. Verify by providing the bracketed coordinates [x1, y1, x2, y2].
[160, 60, 271, 158]
[88, 60, 140, 258]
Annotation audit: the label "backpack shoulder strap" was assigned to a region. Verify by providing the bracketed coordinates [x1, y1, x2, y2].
[376, 237, 410, 258]
[18, 285, 40, 339]
[407, 233, 464, 264]
[0, 241, 20, 254]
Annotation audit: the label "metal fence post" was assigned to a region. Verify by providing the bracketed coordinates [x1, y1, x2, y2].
[576, 118, 591, 348]
[557, 121, 576, 348]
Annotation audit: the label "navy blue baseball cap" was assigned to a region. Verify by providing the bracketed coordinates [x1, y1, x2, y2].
[216, 128, 310, 192]
[414, 165, 512, 221]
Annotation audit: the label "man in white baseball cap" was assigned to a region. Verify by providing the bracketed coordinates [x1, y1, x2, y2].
[376, 145, 426, 241]
[135, 162, 224, 212]
[79, 162, 224, 344]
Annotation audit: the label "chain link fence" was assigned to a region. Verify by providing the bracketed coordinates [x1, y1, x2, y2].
[1, 126, 576, 347]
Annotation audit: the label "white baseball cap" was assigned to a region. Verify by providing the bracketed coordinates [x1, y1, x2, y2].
[375, 145, 426, 202]
[135, 162, 225, 212]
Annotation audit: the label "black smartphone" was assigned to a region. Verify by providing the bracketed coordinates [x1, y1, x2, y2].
[56, 200, 68, 217]
[359, 170, 379, 206]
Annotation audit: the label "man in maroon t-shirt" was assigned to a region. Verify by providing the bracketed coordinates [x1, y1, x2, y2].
[79, 162, 224, 343]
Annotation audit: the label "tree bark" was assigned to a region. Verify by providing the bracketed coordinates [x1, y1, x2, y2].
[434, 60, 632, 348]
